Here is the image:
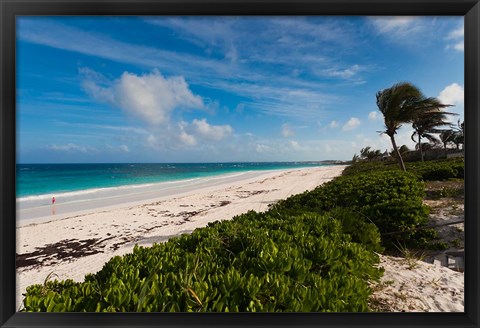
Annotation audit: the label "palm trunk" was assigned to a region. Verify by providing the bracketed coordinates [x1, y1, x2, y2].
[443, 143, 448, 158]
[390, 134, 406, 171]
[418, 135, 424, 162]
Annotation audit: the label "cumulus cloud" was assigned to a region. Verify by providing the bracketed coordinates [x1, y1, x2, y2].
[175, 118, 233, 146]
[179, 131, 197, 146]
[81, 68, 205, 125]
[368, 111, 379, 120]
[342, 117, 361, 131]
[81, 69, 235, 149]
[438, 83, 464, 106]
[281, 123, 295, 137]
[189, 118, 233, 141]
[119, 145, 130, 152]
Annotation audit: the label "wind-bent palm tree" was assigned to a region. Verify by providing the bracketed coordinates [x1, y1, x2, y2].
[440, 130, 456, 157]
[439, 120, 464, 157]
[376, 82, 425, 171]
[359, 146, 382, 161]
[411, 107, 455, 162]
[453, 120, 465, 150]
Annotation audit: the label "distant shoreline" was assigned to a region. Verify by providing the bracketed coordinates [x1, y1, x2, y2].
[17, 164, 341, 222]
[16, 161, 343, 199]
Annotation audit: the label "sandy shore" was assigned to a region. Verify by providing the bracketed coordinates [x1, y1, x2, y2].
[16, 165, 346, 309]
[371, 254, 464, 312]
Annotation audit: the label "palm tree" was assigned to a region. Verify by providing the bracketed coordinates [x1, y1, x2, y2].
[359, 146, 372, 159]
[453, 120, 465, 150]
[440, 130, 455, 157]
[439, 120, 464, 156]
[411, 107, 455, 162]
[376, 82, 425, 171]
[359, 146, 382, 161]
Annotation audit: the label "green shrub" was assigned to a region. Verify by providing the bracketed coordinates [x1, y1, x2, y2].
[22, 212, 383, 312]
[406, 158, 464, 181]
[343, 158, 464, 181]
[342, 161, 395, 176]
[272, 170, 431, 249]
[324, 208, 383, 253]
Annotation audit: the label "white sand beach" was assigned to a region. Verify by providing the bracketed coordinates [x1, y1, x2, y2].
[16, 164, 464, 312]
[372, 254, 464, 312]
[16, 165, 345, 309]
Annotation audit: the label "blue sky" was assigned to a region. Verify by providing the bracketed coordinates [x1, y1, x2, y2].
[17, 16, 464, 163]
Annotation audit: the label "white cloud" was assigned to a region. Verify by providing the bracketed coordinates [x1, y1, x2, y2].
[447, 26, 464, 39]
[323, 64, 362, 79]
[82, 69, 205, 125]
[289, 140, 302, 151]
[81, 69, 235, 149]
[446, 25, 464, 52]
[452, 42, 464, 52]
[282, 123, 295, 137]
[342, 117, 361, 131]
[255, 144, 271, 153]
[368, 16, 441, 49]
[368, 111, 379, 120]
[189, 118, 233, 141]
[47, 143, 92, 153]
[329, 120, 339, 128]
[119, 145, 130, 152]
[179, 131, 197, 146]
[438, 83, 464, 106]
[369, 16, 421, 37]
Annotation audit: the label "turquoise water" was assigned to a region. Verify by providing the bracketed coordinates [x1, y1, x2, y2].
[16, 162, 329, 199]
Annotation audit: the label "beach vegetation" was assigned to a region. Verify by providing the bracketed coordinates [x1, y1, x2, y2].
[342, 157, 464, 182]
[272, 169, 432, 250]
[22, 212, 383, 312]
[394, 243, 427, 270]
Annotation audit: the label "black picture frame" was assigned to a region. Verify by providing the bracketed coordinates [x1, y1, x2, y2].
[1, 0, 479, 327]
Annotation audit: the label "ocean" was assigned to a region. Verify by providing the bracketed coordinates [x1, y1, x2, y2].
[16, 162, 330, 212]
